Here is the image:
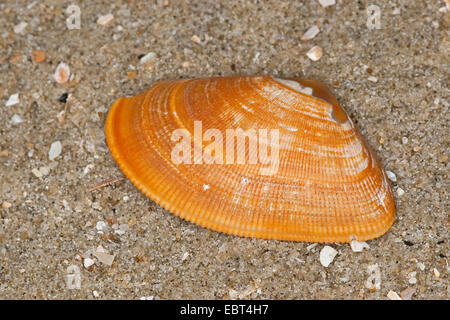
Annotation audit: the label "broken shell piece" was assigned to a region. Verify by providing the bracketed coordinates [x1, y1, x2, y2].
[350, 239, 370, 252]
[54, 62, 70, 83]
[97, 14, 114, 26]
[318, 0, 336, 8]
[6, 93, 19, 107]
[387, 290, 402, 300]
[320, 246, 338, 267]
[306, 46, 323, 61]
[400, 287, 416, 300]
[301, 25, 320, 41]
[49, 141, 62, 161]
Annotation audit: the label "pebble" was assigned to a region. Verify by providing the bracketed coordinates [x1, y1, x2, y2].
[396, 188, 405, 197]
[181, 252, 189, 261]
[11, 114, 24, 124]
[386, 170, 397, 182]
[402, 137, 408, 144]
[306, 46, 323, 61]
[190, 35, 202, 44]
[350, 239, 370, 252]
[6, 93, 19, 107]
[13, 22, 28, 34]
[93, 290, 100, 298]
[319, 245, 338, 267]
[96, 221, 107, 232]
[306, 243, 318, 251]
[417, 262, 425, 271]
[387, 290, 402, 300]
[83, 257, 95, 268]
[93, 246, 115, 266]
[31, 168, 43, 178]
[54, 62, 70, 83]
[408, 271, 417, 284]
[318, 0, 336, 8]
[301, 25, 320, 41]
[97, 14, 114, 26]
[368, 76, 378, 83]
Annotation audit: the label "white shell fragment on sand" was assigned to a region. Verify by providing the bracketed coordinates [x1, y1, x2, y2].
[387, 290, 402, 300]
[301, 25, 320, 41]
[306, 46, 323, 61]
[93, 246, 115, 266]
[6, 93, 19, 107]
[14, 22, 28, 34]
[49, 141, 62, 160]
[140, 52, 156, 64]
[54, 62, 70, 83]
[97, 14, 114, 26]
[397, 188, 405, 197]
[320, 246, 338, 267]
[350, 239, 370, 252]
[83, 257, 94, 268]
[11, 114, 24, 124]
[386, 170, 397, 182]
[318, 0, 336, 8]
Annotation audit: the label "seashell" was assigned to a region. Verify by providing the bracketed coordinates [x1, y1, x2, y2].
[105, 75, 395, 242]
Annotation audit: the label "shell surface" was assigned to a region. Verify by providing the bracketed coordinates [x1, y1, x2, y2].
[105, 75, 395, 242]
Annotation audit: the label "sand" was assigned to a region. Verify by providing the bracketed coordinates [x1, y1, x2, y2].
[0, 0, 448, 299]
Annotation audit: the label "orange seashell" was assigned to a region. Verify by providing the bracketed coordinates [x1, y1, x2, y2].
[105, 75, 395, 243]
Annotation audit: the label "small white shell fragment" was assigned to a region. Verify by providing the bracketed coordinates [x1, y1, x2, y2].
[39, 166, 50, 176]
[368, 76, 378, 83]
[319, 245, 338, 267]
[400, 287, 416, 300]
[387, 290, 402, 300]
[306, 243, 319, 251]
[93, 247, 115, 266]
[396, 187, 405, 197]
[365, 264, 381, 290]
[6, 93, 20, 107]
[83, 257, 95, 268]
[317, 0, 336, 8]
[48, 141, 62, 160]
[306, 46, 323, 61]
[93, 290, 100, 298]
[402, 137, 408, 144]
[350, 239, 370, 252]
[97, 13, 114, 26]
[96, 220, 107, 232]
[386, 170, 397, 182]
[140, 52, 156, 64]
[433, 268, 440, 278]
[32, 168, 43, 178]
[301, 25, 320, 41]
[14, 22, 28, 34]
[11, 114, 24, 124]
[53, 62, 70, 83]
[417, 262, 425, 271]
[191, 35, 202, 44]
[181, 252, 189, 261]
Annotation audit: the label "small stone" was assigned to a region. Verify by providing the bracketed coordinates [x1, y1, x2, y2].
[182, 61, 190, 68]
[14, 22, 28, 34]
[11, 114, 24, 124]
[400, 287, 416, 300]
[408, 277, 417, 284]
[301, 25, 320, 41]
[58, 93, 69, 103]
[417, 262, 425, 271]
[402, 137, 408, 144]
[93, 248, 115, 266]
[386, 170, 397, 182]
[140, 52, 156, 64]
[39, 166, 50, 176]
[2, 201, 12, 209]
[123, 195, 130, 202]
[49, 141, 62, 160]
[83, 257, 95, 268]
[306, 243, 318, 251]
[93, 290, 100, 298]
[54, 62, 70, 83]
[350, 239, 370, 252]
[387, 290, 402, 300]
[6, 93, 19, 107]
[317, 0, 336, 8]
[33, 50, 46, 63]
[319, 246, 338, 267]
[97, 14, 114, 26]
[306, 46, 323, 61]
[368, 76, 378, 83]
[396, 188, 405, 197]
